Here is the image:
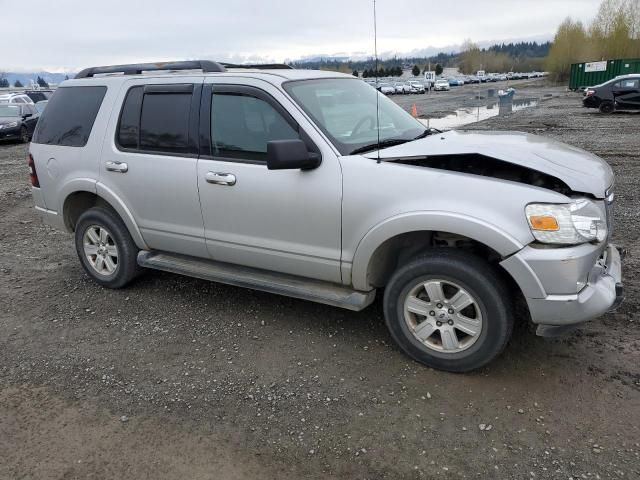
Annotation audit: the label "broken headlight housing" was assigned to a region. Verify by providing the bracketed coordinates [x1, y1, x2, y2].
[526, 199, 607, 245]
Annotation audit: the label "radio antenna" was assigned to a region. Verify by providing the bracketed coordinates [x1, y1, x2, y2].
[373, 0, 381, 163]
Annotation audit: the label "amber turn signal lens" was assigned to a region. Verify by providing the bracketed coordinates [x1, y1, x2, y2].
[529, 215, 559, 231]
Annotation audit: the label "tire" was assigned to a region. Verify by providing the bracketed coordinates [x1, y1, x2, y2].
[383, 249, 513, 372]
[20, 126, 29, 143]
[599, 101, 614, 114]
[74, 206, 141, 289]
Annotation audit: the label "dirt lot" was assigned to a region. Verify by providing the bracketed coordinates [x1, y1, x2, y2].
[1, 88, 639, 479]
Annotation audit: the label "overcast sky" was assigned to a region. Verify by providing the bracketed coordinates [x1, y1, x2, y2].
[1, 0, 603, 72]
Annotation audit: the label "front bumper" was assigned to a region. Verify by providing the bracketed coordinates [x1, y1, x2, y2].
[0, 125, 21, 140]
[502, 243, 624, 332]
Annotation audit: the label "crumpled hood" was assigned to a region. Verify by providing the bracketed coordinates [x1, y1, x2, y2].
[365, 130, 614, 197]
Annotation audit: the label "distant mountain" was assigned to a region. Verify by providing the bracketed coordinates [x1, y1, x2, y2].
[0, 72, 75, 87]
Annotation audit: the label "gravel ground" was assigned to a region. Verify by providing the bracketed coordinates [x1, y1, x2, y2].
[1, 89, 639, 479]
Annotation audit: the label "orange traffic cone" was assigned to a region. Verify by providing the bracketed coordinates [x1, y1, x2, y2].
[411, 103, 418, 118]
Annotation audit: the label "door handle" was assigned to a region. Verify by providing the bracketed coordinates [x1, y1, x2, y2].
[105, 161, 128, 173]
[205, 172, 236, 186]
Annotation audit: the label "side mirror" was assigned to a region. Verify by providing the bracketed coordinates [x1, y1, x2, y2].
[267, 139, 321, 171]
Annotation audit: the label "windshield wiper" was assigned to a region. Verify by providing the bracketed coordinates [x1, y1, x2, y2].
[349, 138, 411, 155]
[413, 127, 441, 139]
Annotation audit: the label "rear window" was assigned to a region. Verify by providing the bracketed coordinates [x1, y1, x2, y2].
[116, 85, 193, 155]
[32, 86, 106, 147]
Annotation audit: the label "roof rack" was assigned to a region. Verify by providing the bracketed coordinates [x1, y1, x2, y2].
[221, 63, 293, 70]
[75, 60, 227, 79]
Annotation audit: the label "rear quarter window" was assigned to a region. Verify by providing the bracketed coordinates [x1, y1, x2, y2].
[32, 86, 107, 147]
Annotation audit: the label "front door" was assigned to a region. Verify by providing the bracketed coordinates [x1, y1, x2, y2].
[196, 80, 343, 283]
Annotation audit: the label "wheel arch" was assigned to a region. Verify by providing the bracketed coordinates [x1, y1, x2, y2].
[62, 186, 148, 250]
[350, 212, 527, 291]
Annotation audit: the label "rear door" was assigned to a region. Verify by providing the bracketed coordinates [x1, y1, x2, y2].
[196, 78, 343, 283]
[99, 78, 208, 258]
[612, 79, 640, 109]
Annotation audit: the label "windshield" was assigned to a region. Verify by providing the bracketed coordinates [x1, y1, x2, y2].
[0, 105, 20, 117]
[284, 78, 424, 155]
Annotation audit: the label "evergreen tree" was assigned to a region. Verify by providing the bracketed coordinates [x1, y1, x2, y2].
[352, 70, 359, 77]
[411, 65, 420, 76]
[435, 64, 444, 76]
[36, 76, 49, 88]
[14, 80, 23, 88]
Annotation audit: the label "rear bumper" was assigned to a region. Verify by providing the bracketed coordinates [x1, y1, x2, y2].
[502, 243, 624, 330]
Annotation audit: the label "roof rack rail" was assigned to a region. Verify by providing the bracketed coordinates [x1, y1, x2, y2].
[75, 60, 227, 79]
[221, 63, 293, 70]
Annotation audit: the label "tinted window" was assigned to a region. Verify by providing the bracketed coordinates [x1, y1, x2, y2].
[211, 93, 299, 161]
[139, 92, 191, 154]
[117, 86, 143, 149]
[14, 97, 25, 104]
[33, 86, 107, 147]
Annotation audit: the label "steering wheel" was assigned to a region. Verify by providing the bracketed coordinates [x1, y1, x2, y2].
[350, 115, 376, 138]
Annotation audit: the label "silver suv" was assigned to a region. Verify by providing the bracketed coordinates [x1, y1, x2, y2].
[29, 60, 624, 372]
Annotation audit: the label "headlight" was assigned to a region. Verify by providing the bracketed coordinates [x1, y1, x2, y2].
[0, 121, 18, 129]
[526, 199, 607, 245]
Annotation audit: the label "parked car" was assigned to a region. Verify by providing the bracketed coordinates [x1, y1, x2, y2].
[0, 93, 35, 105]
[394, 82, 412, 94]
[408, 81, 425, 94]
[434, 79, 451, 91]
[378, 82, 396, 95]
[583, 74, 640, 113]
[447, 78, 460, 87]
[467, 75, 480, 84]
[29, 60, 623, 372]
[24, 90, 53, 103]
[0, 103, 39, 142]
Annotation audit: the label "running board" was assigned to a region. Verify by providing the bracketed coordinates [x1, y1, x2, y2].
[137, 251, 376, 311]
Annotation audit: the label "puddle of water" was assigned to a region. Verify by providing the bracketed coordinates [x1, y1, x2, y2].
[419, 99, 539, 130]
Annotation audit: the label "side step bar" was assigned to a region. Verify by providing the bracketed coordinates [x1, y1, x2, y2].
[137, 251, 376, 311]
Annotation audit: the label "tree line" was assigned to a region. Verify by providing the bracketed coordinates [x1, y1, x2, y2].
[546, 0, 640, 80]
[0, 74, 49, 88]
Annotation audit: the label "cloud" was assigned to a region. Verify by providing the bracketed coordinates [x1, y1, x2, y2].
[1, 0, 603, 71]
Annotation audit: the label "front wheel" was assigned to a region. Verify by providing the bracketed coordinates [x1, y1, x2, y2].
[20, 126, 29, 143]
[383, 250, 513, 372]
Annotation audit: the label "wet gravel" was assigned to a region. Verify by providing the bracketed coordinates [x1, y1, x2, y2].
[1, 90, 639, 479]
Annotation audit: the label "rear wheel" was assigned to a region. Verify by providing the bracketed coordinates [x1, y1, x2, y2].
[383, 250, 513, 372]
[74, 207, 141, 289]
[599, 101, 614, 114]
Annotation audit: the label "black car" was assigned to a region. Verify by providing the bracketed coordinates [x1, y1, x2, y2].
[24, 90, 53, 103]
[583, 74, 640, 113]
[0, 103, 39, 143]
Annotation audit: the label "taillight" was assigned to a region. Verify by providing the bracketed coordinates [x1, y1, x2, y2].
[27, 153, 40, 187]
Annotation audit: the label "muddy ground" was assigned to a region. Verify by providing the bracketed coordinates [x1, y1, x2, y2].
[1, 88, 639, 479]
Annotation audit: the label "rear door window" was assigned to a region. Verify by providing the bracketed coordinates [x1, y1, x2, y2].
[116, 85, 194, 155]
[32, 86, 107, 147]
[140, 93, 191, 154]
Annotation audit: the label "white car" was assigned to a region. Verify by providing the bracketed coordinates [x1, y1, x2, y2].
[0, 93, 35, 105]
[408, 81, 426, 94]
[378, 82, 395, 95]
[394, 82, 411, 95]
[434, 79, 450, 91]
